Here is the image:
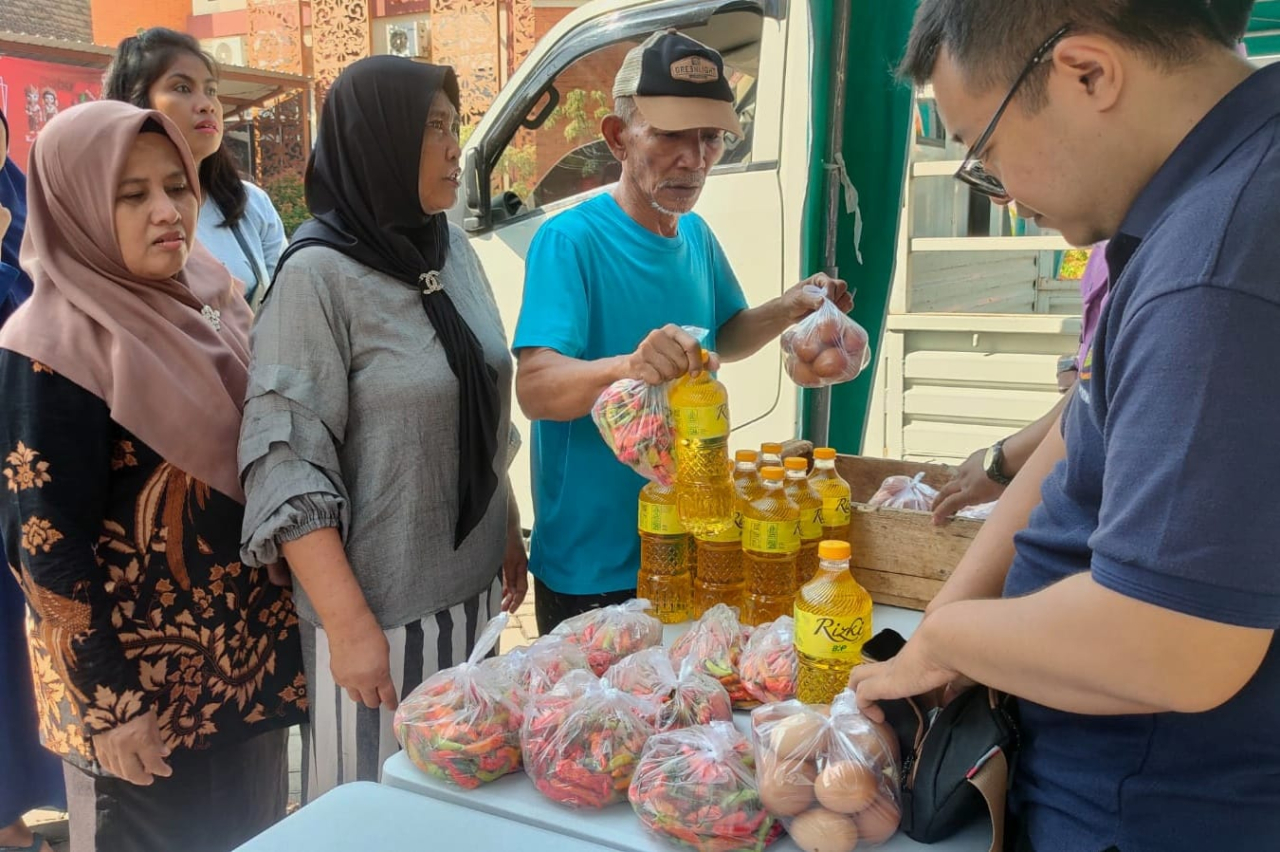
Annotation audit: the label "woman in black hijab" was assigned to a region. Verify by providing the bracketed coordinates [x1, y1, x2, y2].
[238, 56, 527, 800]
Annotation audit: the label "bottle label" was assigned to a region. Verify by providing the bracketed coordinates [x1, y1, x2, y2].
[794, 609, 869, 661]
[698, 523, 740, 543]
[799, 506, 823, 541]
[821, 495, 852, 528]
[672, 402, 730, 440]
[639, 501, 684, 535]
[743, 518, 801, 554]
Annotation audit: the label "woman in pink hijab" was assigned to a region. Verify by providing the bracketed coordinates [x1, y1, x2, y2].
[0, 101, 305, 852]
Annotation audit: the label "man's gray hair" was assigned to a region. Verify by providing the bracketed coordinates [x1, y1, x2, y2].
[613, 95, 641, 127]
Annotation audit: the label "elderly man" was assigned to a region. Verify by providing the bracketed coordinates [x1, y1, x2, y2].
[850, 1, 1278, 851]
[512, 29, 849, 634]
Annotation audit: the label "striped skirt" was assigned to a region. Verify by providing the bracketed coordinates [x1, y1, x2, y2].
[297, 575, 503, 802]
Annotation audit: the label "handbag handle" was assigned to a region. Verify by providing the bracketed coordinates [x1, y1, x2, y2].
[966, 746, 1009, 852]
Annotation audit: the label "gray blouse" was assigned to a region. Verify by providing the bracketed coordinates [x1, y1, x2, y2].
[238, 225, 514, 629]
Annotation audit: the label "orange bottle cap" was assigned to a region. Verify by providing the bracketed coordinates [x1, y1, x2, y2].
[813, 447, 836, 460]
[735, 449, 759, 463]
[761, 442, 783, 455]
[784, 457, 808, 471]
[760, 466, 786, 481]
[818, 540, 851, 560]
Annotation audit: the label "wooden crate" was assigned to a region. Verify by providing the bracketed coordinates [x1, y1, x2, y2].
[833, 455, 984, 611]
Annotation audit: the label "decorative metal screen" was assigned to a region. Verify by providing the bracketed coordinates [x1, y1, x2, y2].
[313, 0, 372, 103]
[246, 0, 304, 74]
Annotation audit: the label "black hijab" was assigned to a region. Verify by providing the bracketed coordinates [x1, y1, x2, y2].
[275, 56, 500, 548]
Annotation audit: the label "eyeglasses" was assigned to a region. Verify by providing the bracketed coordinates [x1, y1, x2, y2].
[955, 24, 1071, 199]
[425, 116, 462, 145]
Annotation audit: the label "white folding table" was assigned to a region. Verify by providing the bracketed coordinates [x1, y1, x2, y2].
[381, 605, 993, 852]
[234, 781, 611, 852]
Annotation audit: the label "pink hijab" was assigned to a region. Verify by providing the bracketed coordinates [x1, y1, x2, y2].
[0, 101, 253, 502]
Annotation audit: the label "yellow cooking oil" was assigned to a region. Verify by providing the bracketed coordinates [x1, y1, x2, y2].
[741, 466, 800, 626]
[794, 540, 873, 704]
[784, 457, 824, 588]
[670, 350, 734, 537]
[692, 525, 743, 617]
[732, 449, 763, 535]
[811, 447, 853, 542]
[636, 481, 692, 624]
[690, 449, 760, 617]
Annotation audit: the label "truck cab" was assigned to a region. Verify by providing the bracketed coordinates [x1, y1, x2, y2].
[451, 0, 857, 521]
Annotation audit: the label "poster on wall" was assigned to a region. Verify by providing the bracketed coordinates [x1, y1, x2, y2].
[0, 56, 105, 171]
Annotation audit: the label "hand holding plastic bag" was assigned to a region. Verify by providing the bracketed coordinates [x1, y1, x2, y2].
[867, 472, 938, 512]
[592, 325, 710, 484]
[782, 284, 872, 388]
[393, 613, 523, 789]
[629, 721, 785, 852]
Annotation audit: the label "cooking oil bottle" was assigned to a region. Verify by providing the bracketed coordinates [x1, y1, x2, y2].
[670, 350, 734, 537]
[732, 449, 763, 533]
[784, 457, 824, 588]
[811, 448, 853, 542]
[692, 525, 743, 617]
[637, 481, 692, 623]
[794, 540, 873, 704]
[691, 450, 760, 617]
[759, 442, 784, 471]
[741, 466, 800, 626]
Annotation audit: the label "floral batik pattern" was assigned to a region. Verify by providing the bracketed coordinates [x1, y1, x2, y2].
[0, 351, 307, 773]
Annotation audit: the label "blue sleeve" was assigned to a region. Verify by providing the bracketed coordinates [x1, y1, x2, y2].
[707, 227, 747, 332]
[1090, 285, 1280, 627]
[257, 196, 288, 278]
[511, 225, 589, 358]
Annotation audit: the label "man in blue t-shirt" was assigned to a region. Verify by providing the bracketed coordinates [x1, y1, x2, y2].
[513, 30, 850, 634]
[850, 3, 1280, 851]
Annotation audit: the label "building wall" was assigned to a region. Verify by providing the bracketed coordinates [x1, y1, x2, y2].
[91, 0, 190, 46]
[0, 0, 94, 42]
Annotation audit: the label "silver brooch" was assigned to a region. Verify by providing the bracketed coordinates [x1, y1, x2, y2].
[420, 271, 444, 295]
[201, 304, 222, 331]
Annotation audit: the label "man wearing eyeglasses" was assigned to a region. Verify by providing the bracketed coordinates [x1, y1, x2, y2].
[850, 2, 1278, 851]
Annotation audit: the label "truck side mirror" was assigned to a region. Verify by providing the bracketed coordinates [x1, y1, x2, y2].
[462, 146, 486, 232]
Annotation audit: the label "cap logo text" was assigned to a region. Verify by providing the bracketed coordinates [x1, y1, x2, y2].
[669, 56, 719, 83]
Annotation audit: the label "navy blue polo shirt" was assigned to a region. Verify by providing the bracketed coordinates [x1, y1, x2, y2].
[1004, 63, 1280, 852]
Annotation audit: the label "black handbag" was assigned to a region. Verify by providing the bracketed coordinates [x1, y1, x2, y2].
[862, 629, 1020, 852]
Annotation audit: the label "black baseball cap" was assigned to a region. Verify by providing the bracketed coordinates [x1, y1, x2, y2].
[612, 29, 742, 136]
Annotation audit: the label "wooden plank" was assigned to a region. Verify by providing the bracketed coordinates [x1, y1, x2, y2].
[886, 313, 1082, 335]
[904, 422, 1011, 458]
[910, 250, 1039, 275]
[847, 512, 978, 581]
[911, 236, 1073, 252]
[885, 332, 906, 460]
[850, 569, 946, 611]
[812, 454, 984, 610]
[834, 455, 956, 497]
[904, 386, 1062, 422]
[862, 590, 932, 612]
[904, 351, 1062, 385]
[911, 159, 965, 177]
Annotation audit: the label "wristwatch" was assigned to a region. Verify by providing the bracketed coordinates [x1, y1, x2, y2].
[983, 439, 1014, 486]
